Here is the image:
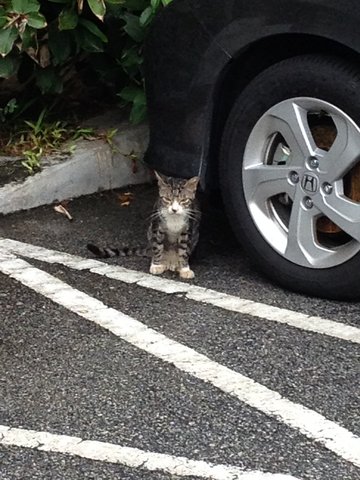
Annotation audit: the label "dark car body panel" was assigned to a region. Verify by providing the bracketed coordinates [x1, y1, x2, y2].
[144, 0, 360, 180]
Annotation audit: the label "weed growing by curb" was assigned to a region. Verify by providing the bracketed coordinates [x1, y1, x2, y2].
[0, 107, 112, 174]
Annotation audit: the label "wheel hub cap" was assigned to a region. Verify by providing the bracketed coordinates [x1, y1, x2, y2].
[301, 173, 319, 194]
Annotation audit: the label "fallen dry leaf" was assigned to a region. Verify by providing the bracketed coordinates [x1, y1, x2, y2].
[117, 192, 134, 207]
[54, 204, 73, 221]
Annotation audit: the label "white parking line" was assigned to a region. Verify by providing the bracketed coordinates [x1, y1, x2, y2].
[0, 237, 359, 344]
[0, 425, 300, 480]
[1, 251, 359, 468]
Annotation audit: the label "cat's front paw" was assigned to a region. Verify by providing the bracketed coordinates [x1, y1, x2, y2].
[150, 264, 167, 275]
[179, 267, 195, 280]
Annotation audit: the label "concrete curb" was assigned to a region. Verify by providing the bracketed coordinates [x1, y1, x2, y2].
[0, 116, 151, 215]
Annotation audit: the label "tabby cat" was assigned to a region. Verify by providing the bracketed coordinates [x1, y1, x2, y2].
[87, 172, 201, 279]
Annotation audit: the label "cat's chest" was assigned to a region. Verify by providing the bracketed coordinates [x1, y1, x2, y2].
[164, 215, 187, 239]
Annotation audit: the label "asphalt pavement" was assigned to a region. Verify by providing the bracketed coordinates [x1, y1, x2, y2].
[0, 184, 359, 480]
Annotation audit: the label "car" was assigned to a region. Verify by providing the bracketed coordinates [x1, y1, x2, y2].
[143, 0, 360, 301]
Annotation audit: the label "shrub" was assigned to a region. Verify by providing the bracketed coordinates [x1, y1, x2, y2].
[0, 0, 172, 123]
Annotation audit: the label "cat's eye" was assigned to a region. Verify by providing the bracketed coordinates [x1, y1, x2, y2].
[180, 199, 190, 205]
[162, 197, 172, 204]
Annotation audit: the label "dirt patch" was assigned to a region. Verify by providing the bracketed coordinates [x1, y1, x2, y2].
[0, 158, 32, 187]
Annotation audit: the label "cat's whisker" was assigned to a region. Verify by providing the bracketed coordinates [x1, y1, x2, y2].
[187, 212, 200, 220]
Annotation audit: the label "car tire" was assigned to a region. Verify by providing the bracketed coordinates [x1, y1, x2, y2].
[220, 54, 360, 300]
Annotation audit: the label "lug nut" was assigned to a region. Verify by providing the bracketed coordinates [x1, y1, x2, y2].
[289, 171, 299, 184]
[309, 157, 319, 169]
[304, 197, 313, 209]
[322, 182, 333, 195]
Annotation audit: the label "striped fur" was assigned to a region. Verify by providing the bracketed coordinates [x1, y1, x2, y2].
[86, 244, 150, 258]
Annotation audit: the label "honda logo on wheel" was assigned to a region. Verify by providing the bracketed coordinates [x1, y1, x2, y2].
[302, 173, 319, 194]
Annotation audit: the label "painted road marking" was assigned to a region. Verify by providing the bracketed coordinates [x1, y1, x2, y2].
[0, 237, 359, 344]
[0, 251, 359, 468]
[0, 425, 300, 480]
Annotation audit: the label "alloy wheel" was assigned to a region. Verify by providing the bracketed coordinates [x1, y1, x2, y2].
[243, 97, 360, 268]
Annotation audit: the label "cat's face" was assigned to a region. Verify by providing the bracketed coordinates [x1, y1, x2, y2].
[155, 171, 199, 216]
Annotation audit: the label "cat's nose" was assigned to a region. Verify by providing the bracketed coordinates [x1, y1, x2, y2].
[170, 201, 180, 213]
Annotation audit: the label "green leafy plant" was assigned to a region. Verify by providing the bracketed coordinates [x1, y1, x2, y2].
[21, 148, 42, 174]
[0, 97, 18, 122]
[0, 0, 173, 125]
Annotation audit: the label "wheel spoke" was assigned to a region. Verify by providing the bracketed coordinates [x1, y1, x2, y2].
[325, 114, 360, 182]
[285, 192, 334, 266]
[244, 164, 295, 204]
[315, 192, 360, 242]
[269, 101, 317, 162]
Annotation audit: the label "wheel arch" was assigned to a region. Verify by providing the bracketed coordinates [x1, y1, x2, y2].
[205, 33, 360, 188]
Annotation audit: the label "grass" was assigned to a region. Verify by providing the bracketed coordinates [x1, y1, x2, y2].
[0, 107, 116, 175]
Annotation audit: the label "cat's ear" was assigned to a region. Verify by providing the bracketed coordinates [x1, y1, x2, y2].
[184, 176, 200, 192]
[154, 171, 167, 186]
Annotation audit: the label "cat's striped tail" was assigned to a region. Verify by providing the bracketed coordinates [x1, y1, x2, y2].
[87, 243, 150, 258]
